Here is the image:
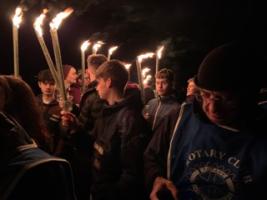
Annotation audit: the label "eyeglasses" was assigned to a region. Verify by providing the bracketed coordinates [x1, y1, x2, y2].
[196, 89, 239, 105]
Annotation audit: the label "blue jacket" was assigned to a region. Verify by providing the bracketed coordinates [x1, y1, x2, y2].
[168, 102, 267, 200]
[0, 112, 76, 200]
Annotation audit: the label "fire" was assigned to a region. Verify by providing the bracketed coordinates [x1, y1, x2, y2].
[142, 67, 151, 78]
[81, 40, 90, 51]
[157, 45, 164, 59]
[124, 63, 132, 71]
[50, 7, 74, 30]
[33, 9, 48, 36]
[143, 74, 152, 85]
[108, 46, 118, 56]
[12, 7, 23, 28]
[92, 41, 104, 54]
[137, 52, 155, 63]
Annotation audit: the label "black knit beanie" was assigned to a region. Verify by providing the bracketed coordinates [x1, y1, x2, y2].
[195, 42, 264, 93]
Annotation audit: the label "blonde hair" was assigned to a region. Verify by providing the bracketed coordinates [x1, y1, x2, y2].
[155, 68, 174, 82]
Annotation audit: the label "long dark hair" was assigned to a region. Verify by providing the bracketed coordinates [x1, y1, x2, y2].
[0, 75, 50, 149]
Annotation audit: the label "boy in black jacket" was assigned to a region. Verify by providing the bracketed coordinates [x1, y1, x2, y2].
[90, 60, 151, 200]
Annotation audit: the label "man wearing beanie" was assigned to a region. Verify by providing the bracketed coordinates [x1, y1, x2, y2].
[149, 42, 267, 200]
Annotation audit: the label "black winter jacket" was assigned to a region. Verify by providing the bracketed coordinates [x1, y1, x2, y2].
[144, 105, 180, 192]
[144, 94, 180, 131]
[78, 81, 106, 132]
[91, 94, 151, 200]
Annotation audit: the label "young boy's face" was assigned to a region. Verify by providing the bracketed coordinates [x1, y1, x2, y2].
[38, 81, 55, 96]
[155, 78, 171, 96]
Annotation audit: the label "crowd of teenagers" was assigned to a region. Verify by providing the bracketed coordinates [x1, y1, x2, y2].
[1, 41, 267, 200]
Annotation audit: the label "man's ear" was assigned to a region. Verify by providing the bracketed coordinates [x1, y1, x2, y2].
[106, 78, 112, 88]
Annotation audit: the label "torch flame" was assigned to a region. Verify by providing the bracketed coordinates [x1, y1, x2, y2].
[157, 45, 164, 59]
[142, 67, 151, 78]
[137, 52, 155, 63]
[108, 46, 118, 56]
[143, 74, 152, 85]
[124, 63, 132, 71]
[81, 40, 90, 51]
[12, 7, 23, 28]
[34, 9, 48, 36]
[50, 7, 73, 30]
[92, 41, 104, 54]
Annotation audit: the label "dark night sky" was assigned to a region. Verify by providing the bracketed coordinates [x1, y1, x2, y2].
[0, 0, 266, 93]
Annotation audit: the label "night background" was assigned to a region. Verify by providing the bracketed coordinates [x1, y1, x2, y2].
[0, 0, 266, 94]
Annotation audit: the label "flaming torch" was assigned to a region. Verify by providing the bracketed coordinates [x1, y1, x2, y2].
[143, 74, 152, 86]
[34, 10, 60, 87]
[50, 7, 73, 109]
[92, 41, 104, 54]
[155, 45, 164, 73]
[107, 46, 118, 60]
[123, 63, 132, 79]
[142, 67, 151, 79]
[124, 63, 132, 71]
[12, 7, 23, 78]
[136, 52, 154, 101]
[81, 40, 90, 94]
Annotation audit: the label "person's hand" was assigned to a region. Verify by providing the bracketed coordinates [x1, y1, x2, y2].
[150, 177, 178, 200]
[61, 110, 76, 127]
[57, 95, 73, 112]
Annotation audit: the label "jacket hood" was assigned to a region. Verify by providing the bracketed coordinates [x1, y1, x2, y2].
[0, 112, 34, 163]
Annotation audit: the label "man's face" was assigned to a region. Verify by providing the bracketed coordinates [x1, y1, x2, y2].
[156, 78, 171, 96]
[199, 88, 241, 126]
[96, 77, 110, 100]
[38, 81, 56, 96]
[65, 68, 78, 84]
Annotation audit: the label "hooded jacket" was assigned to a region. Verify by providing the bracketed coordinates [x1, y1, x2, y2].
[168, 102, 267, 200]
[0, 112, 76, 200]
[90, 90, 151, 200]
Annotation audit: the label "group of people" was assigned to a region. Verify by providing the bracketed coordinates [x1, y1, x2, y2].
[1, 41, 267, 200]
